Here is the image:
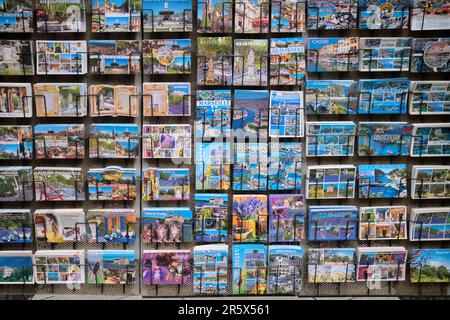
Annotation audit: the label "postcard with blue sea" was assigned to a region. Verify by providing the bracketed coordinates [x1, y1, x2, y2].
[358, 122, 412, 156]
[195, 142, 231, 191]
[269, 37, 306, 85]
[359, 37, 411, 72]
[0, 209, 32, 244]
[307, 0, 357, 29]
[409, 81, 450, 114]
[359, 0, 410, 29]
[308, 206, 358, 241]
[0, 0, 33, 32]
[193, 244, 228, 295]
[307, 38, 359, 72]
[411, 123, 450, 157]
[305, 80, 358, 115]
[358, 164, 408, 199]
[358, 78, 409, 114]
[194, 194, 228, 243]
[306, 121, 356, 157]
[269, 90, 304, 137]
[268, 142, 302, 190]
[233, 90, 269, 137]
[411, 38, 450, 73]
[233, 143, 268, 191]
[195, 90, 231, 139]
[87, 250, 137, 285]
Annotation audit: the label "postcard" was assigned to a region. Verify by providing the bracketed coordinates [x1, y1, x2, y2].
[411, 165, 450, 199]
[142, 250, 192, 285]
[89, 40, 140, 74]
[91, 0, 141, 32]
[143, 39, 191, 74]
[308, 248, 356, 283]
[411, 123, 450, 157]
[232, 244, 267, 295]
[34, 83, 87, 117]
[86, 209, 137, 243]
[0, 40, 34, 75]
[89, 85, 138, 117]
[308, 206, 358, 241]
[33, 209, 86, 243]
[234, 0, 269, 33]
[410, 207, 450, 241]
[197, 37, 232, 85]
[271, 0, 305, 32]
[409, 81, 450, 114]
[193, 244, 228, 295]
[305, 80, 358, 114]
[306, 165, 356, 199]
[232, 195, 268, 242]
[0, 0, 33, 32]
[34, 250, 85, 284]
[88, 166, 137, 201]
[360, 206, 407, 240]
[36, 0, 86, 32]
[358, 164, 408, 199]
[268, 142, 302, 190]
[233, 143, 268, 191]
[142, 124, 191, 159]
[143, 82, 190, 116]
[410, 249, 450, 283]
[360, 38, 412, 72]
[87, 250, 136, 285]
[306, 122, 356, 157]
[270, 38, 306, 85]
[197, 0, 232, 32]
[269, 90, 304, 137]
[269, 194, 304, 242]
[0, 166, 33, 201]
[34, 167, 85, 201]
[233, 39, 268, 86]
[357, 247, 407, 281]
[34, 124, 84, 159]
[411, 0, 450, 30]
[36, 40, 87, 75]
[307, 38, 359, 72]
[268, 245, 303, 294]
[195, 142, 231, 191]
[359, 0, 410, 29]
[358, 122, 412, 156]
[0, 125, 32, 160]
[0, 209, 32, 243]
[144, 0, 192, 32]
[195, 90, 231, 139]
[358, 78, 409, 114]
[307, 0, 357, 29]
[89, 124, 139, 159]
[411, 38, 450, 73]
[142, 167, 190, 201]
[0, 251, 33, 284]
[232, 90, 269, 138]
[194, 194, 228, 243]
[142, 207, 192, 244]
[0, 83, 32, 117]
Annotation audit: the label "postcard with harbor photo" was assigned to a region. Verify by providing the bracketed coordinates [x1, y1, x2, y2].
[411, 38, 450, 73]
[305, 121, 356, 157]
[409, 81, 450, 115]
[34, 167, 85, 201]
[0, 83, 32, 117]
[232, 90, 269, 137]
[34, 83, 87, 117]
[359, 0, 410, 30]
[307, 37, 359, 72]
[0, 0, 33, 32]
[359, 37, 411, 72]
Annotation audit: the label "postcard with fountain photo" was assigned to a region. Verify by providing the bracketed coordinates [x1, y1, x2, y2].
[234, 0, 269, 33]
[268, 142, 302, 191]
[89, 40, 140, 74]
[0, 125, 33, 160]
[34, 167, 85, 201]
[86, 209, 137, 243]
[359, 206, 407, 240]
[411, 165, 450, 199]
[142, 124, 191, 159]
[305, 80, 358, 115]
[142, 167, 190, 201]
[411, 38, 450, 73]
[195, 90, 231, 139]
[143, 39, 191, 74]
[409, 81, 450, 115]
[0, 167, 33, 202]
[358, 164, 408, 199]
[357, 247, 407, 282]
[411, 0, 450, 30]
[0, 83, 32, 118]
[269, 90, 304, 138]
[410, 249, 450, 283]
[410, 207, 450, 241]
[36, 40, 87, 75]
[271, 0, 305, 32]
[0, 0, 33, 32]
[34, 124, 85, 160]
[142, 207, 192, 244]
[194, 194, 228, 243]
[269, 37, 305, 86]
[195, 142, 231, 191]
[308, 206, 358, 241]
[411, 123, 450, 157]
[143, 0, 192, 32]
[232, 244, 267, 295]
[359, 0, 410, 29]
[143, 82, 190, 116]
[268, 245, 303, 294]
[359, 37, 411, 72]
[0, 251, 33, 284]
[268, 194, 304, 243]
[88, 166, 137, 201]
[232, 90, 269, 137]
[307, 0, 357, 29]
[91, 0, 141, 32]
[143, 250, 192, 285]
[33, 209, 86, 243]
[233, 39, 268, 86]
[306, 165, 356, 199]
[193, 244, 228, 295]
[36, 0, 86, 32]
[0, 209, 32, 244]
[0, 40, 34, 75]
[87, 250, 136, 285]
[357, 122, 412, 156]
[34, 83, 87, 117]
[307, 38, 359, 72]
[89, 85, 138, 117]
[308, 248, 356, 283]
[34, 250, 85, 284]
[232, 195, 268, 243]
[305, 121, 356, 157]
[233, 143, 268, 191]
[197, 37, 232, 85]
[89, 123, 139, 159]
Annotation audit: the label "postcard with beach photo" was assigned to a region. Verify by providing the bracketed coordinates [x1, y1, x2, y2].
[269, 37, 305, 85]
[143, 39, 191, 74]
[88, 166, 137, 201]
[409, 81, 450, 114]
[91, 0, 141, 32]
[89, 40, 140, 74]
[0, 0, 33, 32]
[356, 247, 407, 281]
[34, 83, 87, 117]
[268, 142, 302, 190]
[33, 209, 86, 243]
[233, 90, 269, 138]
[197, 0, 232, 33]
[411, 38, 450, 73]
[194, 194, 228, 243]
[411, 166, 450, 199]
[232, 195, 268, 243]
[306, 165, 356, 199]
[359, 38, 411, 72]
[89, 123, 139, 159]
[306, 122, 356, 157]
[268, 245, 303, 294]
[87, 250, 137, 285]
[142, 167, 190, 201]
[34, 250, 85, 284]
[268, 194, 304, 243]
[36, 0, 86, 32]
[308, 206, 358, 241]
[305, 80, 358, 115]
[34, 124, 84, 160]
[271, 0, 305, 32]
[232, 244, 267, 295]
[359, 206, 407, 240]
[142, 124, 191, 159]
[143, 250, 192, 285]
[34, 167, 85, 201]
[0, 251, 33, 284]
[269, 90, 303, 138]
[411, 123, 450, 157]
[359, 0, 410, 29]
[143, 0, 192, 32]
[89, 85, 138, 117]
[0, 167, 33, 201]
[36, 40, 87, 75]
[307, 38, 359, 72]
[0, 83, 32, 118]
[195, 142, 231, 191]
[142, 207, 192, 244]
[233, 143, 268, 191]
[0, 40, 34, 75]
[411, 0, 450, 30]
[308, 248, 356, 283]
[197, 37, 232, 85]
[0, 209, 32, 243]
[410, 249, 450, 283]
[307, 0, 357, 29]
[193, 244, 228, 295]
[195, 89, 231, 139]
[0, 125, 32, 160]
[358, 164, 408, 199]
[143, 82, 190, 116]
[86, 209, 137, 243]
[233, 39, 268, 86]
[410, 207, 450, 241]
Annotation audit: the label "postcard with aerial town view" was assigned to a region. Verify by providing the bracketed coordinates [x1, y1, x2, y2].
[358, 164, 408, 199]
[411, 123, 450, 157]
[0, 125, 33, 160]
[89, 123, 139, 159]
[305, 80, 358, 115]
[308, 205, 358, 241]
[410, 249, 450, 283]
[195, 90, 231, 139]
[411, 166, 450, 199]
[307, 37, 359, 72]
[143, 39, 191, 74]
[233, 39, 268, 86]
[410, 207, 450, 241]
[34, 83, 87, 117]
[232, 90, 269, 137]
[268, 142, 303, 190]
[356, 247, 407, 281]
[359, 0, 410, 29]
[0, 83, 32, 117]
[269, 37, 306, 86]
[0, 167, 33, 202]
[33, 167, 85, 201]
[232, 195, 268, 243]
[36, 0, 86, 32]
[268, 194, 304, 243]
[142, 124, 191, 159]
[142, 250, 192, 285]
[306, 121, 356, 157]
[233, 143, 268, 191]
[306, 165, 356, 199]
[232, 244, 267, 295]
[143, 82, 191, 116]
[143, 0, 192, 32]
[33, 209, 86, 243]
[195, 142, 231, 191]
[359, 206, 407, 240]
[411, 0, 450, 30]
[0, 251, 33, 284]
[36, 40, 87, 75]
[0, 40, 34, 75]
[89, 40, 140, 74]
[87, 250, 137, 285]
[359, 38, 412, 72]
[34, 250, 85, 284]
[411, 38, 450, 73]
[268, 245, 303, 294]
[197, 0, 232, 33]
[271, 0, 305, 32]
[34, 124, 85, 160]
[89, 85, 138, 117]
[409, 81, 450, 114]
[197, 37, 232, 85]
[86, 209, 137, 243]
[307, 0, 357, 29]
[194, 194, 228, 243]
[0, 0, 33, 32]
[308, 248, 356, 283]
[269, 90, 304, 138]
[141, 167, 190, 201]
[88, 166, 137, 201]
[234, 0, 269, 33]
[91, 0, 141, 32]
[193, 244, 228, 295]
[0, 209, 32, 243]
